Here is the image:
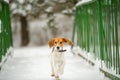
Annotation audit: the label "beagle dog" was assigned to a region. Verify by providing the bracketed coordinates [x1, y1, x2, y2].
[48, 37, 72, 80]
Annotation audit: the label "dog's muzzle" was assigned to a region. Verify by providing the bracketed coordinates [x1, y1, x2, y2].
[54, 46, 67, 52]
[57, 46, 60, 50]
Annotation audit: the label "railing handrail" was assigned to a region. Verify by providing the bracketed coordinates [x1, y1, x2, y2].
[72, 0, 120, 79]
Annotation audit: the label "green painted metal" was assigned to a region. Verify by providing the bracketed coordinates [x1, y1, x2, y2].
[0, 1, 12, 63]
[72, 0, 120, 79]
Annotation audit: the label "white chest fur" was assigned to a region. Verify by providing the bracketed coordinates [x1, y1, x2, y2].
[50, 51, 65, 75]
[51, 51, 65, 63]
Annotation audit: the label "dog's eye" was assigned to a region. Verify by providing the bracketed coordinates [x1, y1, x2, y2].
[55, 42, 57, 44]
[60, 42, 62, 44]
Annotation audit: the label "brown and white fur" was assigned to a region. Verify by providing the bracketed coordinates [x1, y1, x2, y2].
[48, 38, 72, 80]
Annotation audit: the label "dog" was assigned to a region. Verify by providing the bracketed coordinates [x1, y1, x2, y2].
[48, 37, 72, 80]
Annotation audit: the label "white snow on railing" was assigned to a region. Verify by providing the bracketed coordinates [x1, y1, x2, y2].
[72, 46, 120, 78]
[75, 0, 92, 7]
[72, 46, 95, 63]
[4, 0, 9, 3]
[0, 47, 13, 68]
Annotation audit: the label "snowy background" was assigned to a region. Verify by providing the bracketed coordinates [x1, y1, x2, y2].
[11, 13, 74, 47]
[10, 0, 76, 47]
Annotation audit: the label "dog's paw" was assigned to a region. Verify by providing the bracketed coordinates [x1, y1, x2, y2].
[55, 76, 60, 80]
[51, 74, 55, 77]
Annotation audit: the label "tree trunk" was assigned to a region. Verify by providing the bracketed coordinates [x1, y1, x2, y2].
[20, 15, 29, 46]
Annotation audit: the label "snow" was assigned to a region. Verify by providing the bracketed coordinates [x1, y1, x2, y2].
[4, 0, 9, 3]
[12, 8, 27, 16]
[11, 3, 17, 10]
[72, 46, 120, 79]
[45, 7, 53, 13]
[62, 9, 73, 15]
[72, 46, 95, 63]
[10, 0, 32, 16]
[0, 46, 110, 80]
[0, 47, 13, 68]
[18, 0, 24, 4]
[26, 4, 32, 11]
[53, 0, 66, 3]
[76, 0, 92, 7]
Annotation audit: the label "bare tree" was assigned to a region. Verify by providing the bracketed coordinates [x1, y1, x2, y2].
[10, 0, 46, 46]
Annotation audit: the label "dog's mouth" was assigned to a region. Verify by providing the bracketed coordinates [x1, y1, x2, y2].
[55, 46, 67, 52]
[58, 49, 67, 52]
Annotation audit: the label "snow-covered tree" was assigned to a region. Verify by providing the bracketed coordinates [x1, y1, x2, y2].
[10, 0, 46, 46]
[45, 0, 78, 37]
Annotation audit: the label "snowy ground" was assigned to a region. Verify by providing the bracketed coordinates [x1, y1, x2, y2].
[0, 46, 110, 80]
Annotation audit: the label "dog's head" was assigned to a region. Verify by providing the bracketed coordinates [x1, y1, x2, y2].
[48, 38, 72, 50]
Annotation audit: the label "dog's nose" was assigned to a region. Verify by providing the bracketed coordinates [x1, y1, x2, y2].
[57, 46, 60, 49]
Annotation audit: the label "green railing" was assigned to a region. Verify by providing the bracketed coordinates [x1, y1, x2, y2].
[72, 0, 120, 79]
[0, 0, 12, 67]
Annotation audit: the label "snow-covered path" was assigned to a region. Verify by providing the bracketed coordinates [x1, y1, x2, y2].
[0, 46, 110, 80]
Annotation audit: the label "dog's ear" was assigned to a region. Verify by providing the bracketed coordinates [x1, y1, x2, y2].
[63, 38, 72, 46]
[48, 39, 54, 48]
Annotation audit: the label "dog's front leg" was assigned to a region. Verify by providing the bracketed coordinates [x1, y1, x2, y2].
[51, 62, 55, 77]
[54, 71, 59, 80]
[54, 64, 60, 80]
[58, 62, 64, 75]
[50, 56, 55, 77]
